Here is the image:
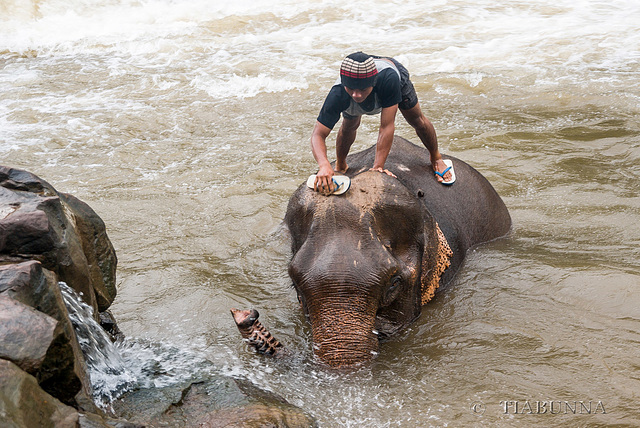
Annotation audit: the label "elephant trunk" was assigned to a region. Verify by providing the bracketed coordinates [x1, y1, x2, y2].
[307, 299, 379, 368]
[230, 308, 286, 357]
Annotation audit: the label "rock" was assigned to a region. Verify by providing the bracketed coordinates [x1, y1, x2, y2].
[0, 261, 88, 406]
[0, 167, 57, 195]
[98, 309, 125, 342]
[58, 192, 117, 312]
[0, 166, 118, 314]
[0, 187, 96, 310]
[0, 294, 57, 373]
[1, 260, 65, 319]
[198, 378, 318, 428]
[0, 359, 79, 428]
[0, 359, 141, 428]
[77, 412, 143, 428]
[112, 375, 317, 428]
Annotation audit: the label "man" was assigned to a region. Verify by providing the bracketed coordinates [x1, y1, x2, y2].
[310, 51, 454, 193]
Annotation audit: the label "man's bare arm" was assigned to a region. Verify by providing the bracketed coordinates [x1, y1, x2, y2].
[372, 105, 398, 174]
[310, 121, 336, 192]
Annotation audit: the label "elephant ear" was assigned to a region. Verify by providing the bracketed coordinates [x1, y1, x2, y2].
[420, 219, 453, 305]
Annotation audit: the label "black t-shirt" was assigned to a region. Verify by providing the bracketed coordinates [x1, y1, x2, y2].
[317, 68, 402, 129]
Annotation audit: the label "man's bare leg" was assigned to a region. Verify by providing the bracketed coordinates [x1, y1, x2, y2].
[400, 103, 452, 183]
[335, 116, 361, 173]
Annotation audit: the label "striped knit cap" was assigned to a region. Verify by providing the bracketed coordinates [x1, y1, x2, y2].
[340, 52, 378, 89]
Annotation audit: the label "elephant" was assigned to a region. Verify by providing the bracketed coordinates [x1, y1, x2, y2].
[283, 136, 511, 368]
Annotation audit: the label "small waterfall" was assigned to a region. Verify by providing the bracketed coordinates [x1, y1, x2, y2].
[59, 282, 136, 408]
[59, 282, 215, 410]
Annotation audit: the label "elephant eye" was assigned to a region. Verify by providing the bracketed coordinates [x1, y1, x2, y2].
[382, 276, 402, 307]
[390, 276, 401, 290]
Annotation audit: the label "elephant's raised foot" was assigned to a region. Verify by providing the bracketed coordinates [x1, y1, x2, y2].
[231, 308, 287, 357]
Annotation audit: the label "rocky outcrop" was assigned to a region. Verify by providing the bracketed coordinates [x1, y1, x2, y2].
[0, 165, 121, 425]
[0, 164, 115, 411]
[0, 261, 91, 406]
[0, 166, 117, 314]
[0, 166, 316, 427]
[0, 292, 58, 373]
[0, 359, 79, 428]
[113, 376, 317, 427]
[0, 359, 141, 428]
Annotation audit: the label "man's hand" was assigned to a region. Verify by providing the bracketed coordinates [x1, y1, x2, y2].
[314, 164, 337, 195]
[369, 167, 397, 178]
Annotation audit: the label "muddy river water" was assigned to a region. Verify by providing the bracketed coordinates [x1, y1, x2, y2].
[1, 0, 639, 425]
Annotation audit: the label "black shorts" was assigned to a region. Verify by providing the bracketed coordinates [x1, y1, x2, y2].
[385, 57, 419, 111]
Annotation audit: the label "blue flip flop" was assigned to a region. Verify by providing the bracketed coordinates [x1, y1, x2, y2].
[435, 159, 456, 185]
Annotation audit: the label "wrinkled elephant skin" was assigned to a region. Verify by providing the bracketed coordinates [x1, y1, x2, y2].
[285, 137, 511, 367]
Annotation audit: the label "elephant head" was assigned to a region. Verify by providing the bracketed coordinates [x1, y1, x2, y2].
[285, 171, 450, 368]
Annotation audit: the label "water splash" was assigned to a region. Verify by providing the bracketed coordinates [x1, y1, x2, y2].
[59, 282, 214, 409]
[59, 282, 136, 408]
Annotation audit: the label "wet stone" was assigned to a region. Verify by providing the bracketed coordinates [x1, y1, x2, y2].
[0, 359, 79, 428]
[0, 294, 58, 374]
[112, 375, 318, 428]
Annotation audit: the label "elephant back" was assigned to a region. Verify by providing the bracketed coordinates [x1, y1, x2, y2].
[339, 137, 511, 285]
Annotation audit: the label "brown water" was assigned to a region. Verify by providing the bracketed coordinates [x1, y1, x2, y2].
[2, 0, 639, 425]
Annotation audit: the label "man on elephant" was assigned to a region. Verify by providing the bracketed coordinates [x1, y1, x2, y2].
[310, 51, 454, 193]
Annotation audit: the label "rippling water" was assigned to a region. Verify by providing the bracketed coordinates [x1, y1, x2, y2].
[2, 0, 639, 426]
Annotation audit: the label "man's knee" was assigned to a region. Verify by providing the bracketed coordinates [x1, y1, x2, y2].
[402, 107, 427, 130]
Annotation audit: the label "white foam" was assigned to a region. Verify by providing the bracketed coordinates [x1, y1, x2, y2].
[192, 73, 308, 99]
[1, 0, 637, 94]
[0, 0, 638, 151]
